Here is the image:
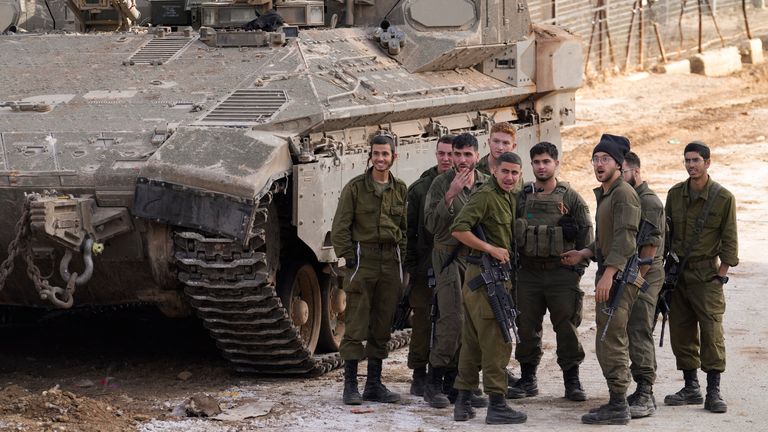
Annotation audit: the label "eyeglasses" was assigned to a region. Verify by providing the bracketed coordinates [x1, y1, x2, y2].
[683, 157, 706, 165]
[591, 155, 613, 165]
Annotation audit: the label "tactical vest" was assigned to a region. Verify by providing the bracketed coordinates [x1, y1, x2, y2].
[516, 181, 574, 257]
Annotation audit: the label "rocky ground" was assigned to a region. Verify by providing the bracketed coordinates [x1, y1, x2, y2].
[1, 60, 768, 432]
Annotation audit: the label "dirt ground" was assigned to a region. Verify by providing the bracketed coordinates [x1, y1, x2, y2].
[2, 59, 768, 431]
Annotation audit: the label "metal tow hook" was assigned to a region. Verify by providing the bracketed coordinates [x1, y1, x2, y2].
[59, 238, 95, 287]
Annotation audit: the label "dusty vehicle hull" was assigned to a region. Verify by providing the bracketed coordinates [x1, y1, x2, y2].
[0, 0, 582, 374]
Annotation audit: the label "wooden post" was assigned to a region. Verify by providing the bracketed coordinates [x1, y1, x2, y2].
[678, 0, 688, 55]
[638, 1, 645, 68]
[697, 0, 703, 53]
[625, 0, 638, 72]
[703, 0, 726, 47]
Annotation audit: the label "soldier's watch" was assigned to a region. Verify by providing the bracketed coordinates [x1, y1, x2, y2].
[712, 275, 729, 284]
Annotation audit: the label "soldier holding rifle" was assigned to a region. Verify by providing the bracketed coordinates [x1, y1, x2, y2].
[450, 152, 526, 424]
[561, 134, 641, 425]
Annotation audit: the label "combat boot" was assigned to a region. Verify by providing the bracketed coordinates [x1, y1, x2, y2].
[627, 380, 656, 418]
[563, 366, 587, 401]
[343, 360, 362, 405]
[664, 369, 704, 406]
[410, 366, 427, 396]
[469, 390, 488, 408]
[362, 358, 400, 403]
[507, 363, 538, 399]
[423, 366, 450, 408]
[442, 368, 458, 403]
[581, 391, 630, 425]
[485, 393, 527, 424]
[704, 371, 727, 413]
[453, 390, 476, 421]
[506, 368, 519, 386]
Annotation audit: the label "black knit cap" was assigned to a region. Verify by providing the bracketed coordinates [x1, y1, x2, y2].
[592, 134, 631, 165]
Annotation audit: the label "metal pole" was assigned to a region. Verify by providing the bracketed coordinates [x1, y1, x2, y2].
[653, 22, 668, 63]
[743, 0, 753, 39]
[625, 0, 638, 72]
[698, 0, 703, 53]
[678, 0, 688, 55]
[639, 1, 645, 68]
[703, 0, 726, 47]
[585, 9, 599, 75]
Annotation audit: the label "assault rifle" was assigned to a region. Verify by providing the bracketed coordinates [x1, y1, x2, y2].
[654, 250, 678, 347]
[466, 227, 520, 344]
[600, 220, 656, 342]
[392, 271, 416, 331]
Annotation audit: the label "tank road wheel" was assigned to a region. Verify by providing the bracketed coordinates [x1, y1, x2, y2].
[277, 262, 321, 354]
[317, 273, 345, 353]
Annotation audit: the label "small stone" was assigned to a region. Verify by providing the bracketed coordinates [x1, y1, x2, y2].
[133, 414, 150, 422]
[177, 371, 193, 381]
[757, 135, 765, 141]
[75, 379, 94, 388]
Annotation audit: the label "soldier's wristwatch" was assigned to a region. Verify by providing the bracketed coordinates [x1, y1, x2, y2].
[713, 275, 729, 284]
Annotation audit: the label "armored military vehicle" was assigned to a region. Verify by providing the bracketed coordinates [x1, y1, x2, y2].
[0, 0, 582, 375]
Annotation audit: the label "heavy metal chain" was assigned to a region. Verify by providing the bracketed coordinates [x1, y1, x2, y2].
[0, 195, 75, 308]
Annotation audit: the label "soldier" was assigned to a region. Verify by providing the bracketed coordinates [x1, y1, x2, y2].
[508, 142, 593, 402]
[621, 151, 665, 418]
[422, 133, 489, 408]
[403, 135, 455, 396]
[476, 122, 517, 176]
[562, 134, 641, 425]
[331, 132, 408, 406]
[663, 141, 738, 414]
[450, 152, 527, 424]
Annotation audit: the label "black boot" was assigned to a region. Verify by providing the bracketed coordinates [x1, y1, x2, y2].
[581, 391, 630, 425]
[507, 363, 538, 399]
[469, 389, 488, 408]
[453, 390, 476, 421]
[627, 380, 656, 418]
[410, 366, 427, 396]
[704, 371, 727, 413]
[362, 358, 400, 403]
[423, 366, 450, 408]
[664, 369, 704, 406]
[442, 368, 459, 404]
[485, 393, 527, 424]
[343, 360, 362, 405]
[563, 366, 587, 401]
[506, 368, 519, 386]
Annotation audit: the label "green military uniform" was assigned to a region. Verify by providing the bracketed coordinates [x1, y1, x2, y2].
[404, 166, 440, 370]
[627, 182, 665, 383]
[514, 181, 593, 372]
[665, 177, 738, 373]
[450, 177, 516, 396]
[423, 168, 488, 368]
[331, 167, 408, 361]
[588, 177, 641, 395]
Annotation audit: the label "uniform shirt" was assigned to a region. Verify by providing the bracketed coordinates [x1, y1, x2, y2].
[635, 181, 665, 260]
[404, 166, 439, 276]
[450, 176, 516, 251]
[424, 169, 488, 247]
[665, 176, 738, 267]
[331, 167, 408, 261]
[587, 177, 641, 272]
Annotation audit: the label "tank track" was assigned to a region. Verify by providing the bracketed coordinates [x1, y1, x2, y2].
[173, 202, 410, 376]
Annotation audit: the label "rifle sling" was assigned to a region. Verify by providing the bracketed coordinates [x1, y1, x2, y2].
[677, 183, 722, 271]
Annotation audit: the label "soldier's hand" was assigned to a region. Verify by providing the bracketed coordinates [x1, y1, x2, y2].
[595, 273, 613, 303]
[488, 246, 510, 264]
[560, 250, 583, 266]
[446, 168, 471, 204]
[345, 257, 358, 269]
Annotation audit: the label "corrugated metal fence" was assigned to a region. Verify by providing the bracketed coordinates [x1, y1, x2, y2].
[529, 0, 767, 73]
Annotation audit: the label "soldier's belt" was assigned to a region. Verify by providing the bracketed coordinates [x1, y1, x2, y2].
[358, 242, 398, 252]
[519, 257, 561, 270]
[686, 257, 719, 270]
[433, 243, 468, 255]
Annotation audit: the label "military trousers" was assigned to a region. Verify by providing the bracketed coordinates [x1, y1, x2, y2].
[407, 273, 432, 369]
[429, 249, 466, 368]
[627, 259, 664, 383]
[669, 264, 726, 373]
[515, 263, 585, 371]
[340, 245, 402, 361]
[595, 271, 640, 394]
[454, 263, 512, 396]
